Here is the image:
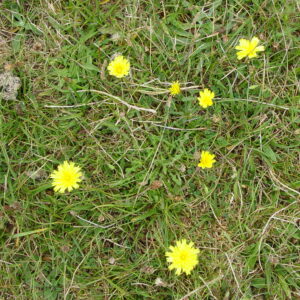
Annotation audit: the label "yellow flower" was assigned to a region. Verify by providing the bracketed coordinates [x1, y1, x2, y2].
[198, 151, 216, 169]
[235, 37, 265, 60]
[50, 161, 82, 193]
[169, 81, 181, 95]
[198, 88, 215, 108]
[166, 239, 200, 275]
[107, 55, 130, 78]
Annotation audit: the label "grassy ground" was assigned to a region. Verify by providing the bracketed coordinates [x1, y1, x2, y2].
[0, 0, 299, 299]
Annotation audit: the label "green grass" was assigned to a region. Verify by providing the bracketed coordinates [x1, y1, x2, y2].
[0, 0, 299, 299]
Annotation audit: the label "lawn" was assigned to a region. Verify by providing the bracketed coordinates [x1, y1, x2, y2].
[0, 0, 299, 299]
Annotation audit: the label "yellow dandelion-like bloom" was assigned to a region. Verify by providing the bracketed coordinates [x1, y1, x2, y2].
[169, 81, 181, 95]
[198, 88, 215, 108]
[198, 151, 216, 169]
[50, 161, 82, 193]
[235, 37, 265, 60]
[166, 239, 200, 275]
[107, 55, 130, 78]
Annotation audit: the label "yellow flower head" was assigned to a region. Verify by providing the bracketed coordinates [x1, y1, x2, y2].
[198, 151, 216, 169]
[235, 37, 265, 60]
[50, 161, 82, 193]
[166, 239, 200, 275]
[107, 55, 130, 78]
[169, 81, 181, 95]
[198, 88, 215, 108]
